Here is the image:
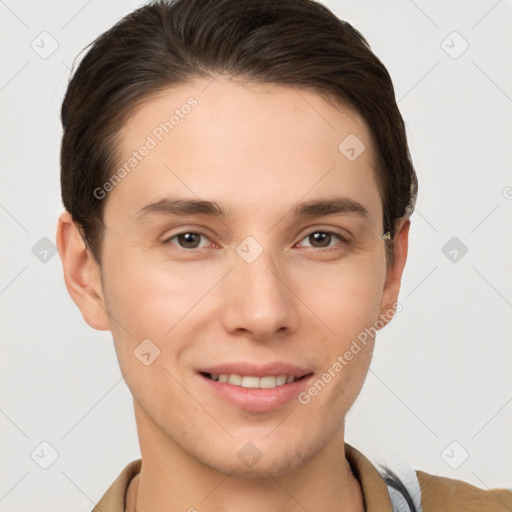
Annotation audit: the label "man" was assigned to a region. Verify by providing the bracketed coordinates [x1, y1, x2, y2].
[56, 1, 512, 510]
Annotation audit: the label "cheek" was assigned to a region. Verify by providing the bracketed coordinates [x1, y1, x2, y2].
[292, 254, 385, 339]
[100, 254, 201, 411]
[290, 254, 384, 404]
[100, 249, 231, 379]
[102, 251, 206, 333]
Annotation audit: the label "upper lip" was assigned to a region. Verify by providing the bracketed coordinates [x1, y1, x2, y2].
[197, 362, 313, 379]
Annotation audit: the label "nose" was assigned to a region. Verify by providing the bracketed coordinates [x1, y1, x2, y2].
[221, 245, 299, 341]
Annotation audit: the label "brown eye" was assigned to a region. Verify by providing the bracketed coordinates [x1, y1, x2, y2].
[309, 232, 331, 248]
[167, 232, 208, 249]
[298, 231, 346, 249]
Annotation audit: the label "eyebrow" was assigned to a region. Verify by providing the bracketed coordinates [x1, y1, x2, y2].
[292, 196, 369, 219]
[135, 195, 370, 221]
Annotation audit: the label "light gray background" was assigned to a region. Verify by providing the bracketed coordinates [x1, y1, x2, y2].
[1, 0, 511, 510]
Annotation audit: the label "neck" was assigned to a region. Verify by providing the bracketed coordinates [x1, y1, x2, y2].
[127, 403, 365, 512]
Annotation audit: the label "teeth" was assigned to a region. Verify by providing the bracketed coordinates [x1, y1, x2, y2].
[228, 374, 242, 385]
[242, 376, 260, 388]
[208, 373, 296, 388]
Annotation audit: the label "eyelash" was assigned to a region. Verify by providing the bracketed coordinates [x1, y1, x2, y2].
[164, 229, 349, 252]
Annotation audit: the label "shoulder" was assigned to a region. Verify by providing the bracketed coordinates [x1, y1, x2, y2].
[416, 470, 512, 512]
[92, 459, 142, 512]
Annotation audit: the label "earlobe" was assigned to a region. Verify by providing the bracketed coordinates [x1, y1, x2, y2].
[377, 217, 410, 328]
[56, 212, 111, 331]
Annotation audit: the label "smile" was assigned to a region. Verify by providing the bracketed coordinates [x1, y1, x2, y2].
[202, 372, 308, 388]
[199, 371, 314, 412]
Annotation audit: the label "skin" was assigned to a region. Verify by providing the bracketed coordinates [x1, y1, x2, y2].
[57, 75, 409, 512]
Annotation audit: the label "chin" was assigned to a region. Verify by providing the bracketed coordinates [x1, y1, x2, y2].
[219, 450, 310, 478]
[197, 434, 315, 478]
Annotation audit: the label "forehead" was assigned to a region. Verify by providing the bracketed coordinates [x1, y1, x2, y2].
[104, 76, 382, 228]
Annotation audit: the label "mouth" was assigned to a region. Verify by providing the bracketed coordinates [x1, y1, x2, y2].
[199, 371, 312, 389]
[197, 370, 314, 413]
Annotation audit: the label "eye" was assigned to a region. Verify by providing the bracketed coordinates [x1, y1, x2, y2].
[296, 230, 347, 250]
[165, 232, 212, 250]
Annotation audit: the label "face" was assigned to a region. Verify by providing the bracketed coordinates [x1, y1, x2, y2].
[81, 76, 407, 476]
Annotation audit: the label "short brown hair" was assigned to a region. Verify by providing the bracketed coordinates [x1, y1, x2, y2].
[60, 0, 418, 267]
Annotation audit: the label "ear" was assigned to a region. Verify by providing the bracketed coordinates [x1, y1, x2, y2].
[377, 217, 410, 327]
[56, 211, 110, 331]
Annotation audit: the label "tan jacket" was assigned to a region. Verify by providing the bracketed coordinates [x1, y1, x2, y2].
[92, 443, 512, 511]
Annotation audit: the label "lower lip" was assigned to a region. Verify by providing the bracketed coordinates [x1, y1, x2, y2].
[199, 373, 314, 413]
